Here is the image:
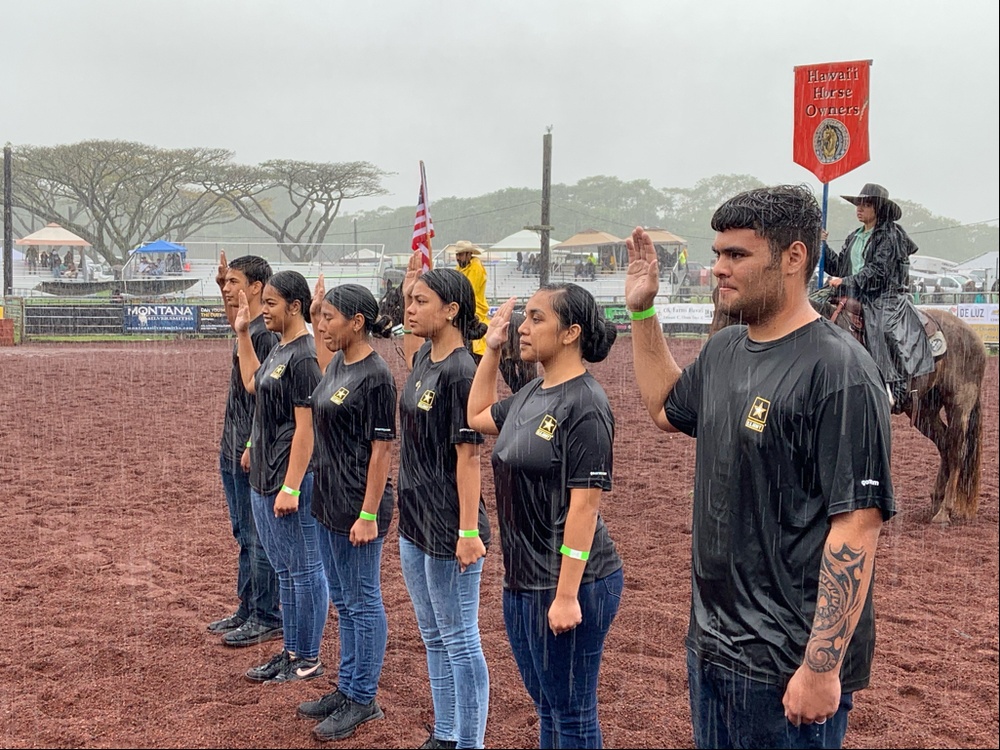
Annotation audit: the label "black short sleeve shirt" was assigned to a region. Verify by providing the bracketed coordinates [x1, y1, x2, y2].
[490, 372, 622, 591]
[311, 350, 397, 536]
[220, 315, 278, 460]
[665, 319, 896, 692]
[398, 342, 490, 559]
[249, 334, 321, 496]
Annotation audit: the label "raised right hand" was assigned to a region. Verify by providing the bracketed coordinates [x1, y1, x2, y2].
[624, 226, 660, 312]
[310, 272, 326, 323]
[484, 297, 516, 351]
[215, 249, 228, 289]
[402, 251, 422, 300]
[234, 289, 251, 334]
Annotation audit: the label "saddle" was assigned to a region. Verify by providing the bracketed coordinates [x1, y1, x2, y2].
[829, 296, 947, 358]
[915, 308, 948, 358]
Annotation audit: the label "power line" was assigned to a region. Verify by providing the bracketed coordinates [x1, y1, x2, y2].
[324, 201, 541, 238]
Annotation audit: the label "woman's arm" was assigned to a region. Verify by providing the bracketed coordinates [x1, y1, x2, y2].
[349, 440, 392, 546]
[234, 290, 260, 394]
[467, 297, 516, 435]
[454, 441, 486, 572]
[274, 405, 314, 517]
[548, 487, 603, 635]
[310, 274, 334, 374]
[401, 252, 424, 370]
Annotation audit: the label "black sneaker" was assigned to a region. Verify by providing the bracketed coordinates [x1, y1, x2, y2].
[298, 689, 347, 720]
[268, 656, 324, 684]
[245, 650, 291, 683]
[222, 619, 283, 648]
[206, 612, 246, 634]
[313, 698, 384, 741]
[418, 728, 457, 750]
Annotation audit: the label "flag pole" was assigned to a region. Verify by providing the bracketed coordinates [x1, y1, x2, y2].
[817, 181, 829, 289]
[420, 161, 433, 271]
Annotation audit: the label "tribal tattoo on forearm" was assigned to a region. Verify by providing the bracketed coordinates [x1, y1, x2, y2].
[805, 542, 868, 673]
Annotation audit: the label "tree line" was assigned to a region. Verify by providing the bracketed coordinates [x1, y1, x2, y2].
[5, 140, 995, 267]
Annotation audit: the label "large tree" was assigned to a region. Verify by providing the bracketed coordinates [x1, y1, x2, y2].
[202, 159, 391, 262]
[9, 140, 238, 264]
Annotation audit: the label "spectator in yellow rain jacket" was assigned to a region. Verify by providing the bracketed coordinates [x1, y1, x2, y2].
[452, 240, 490, 360]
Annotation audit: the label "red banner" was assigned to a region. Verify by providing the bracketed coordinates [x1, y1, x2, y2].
[793, 59, 871, 183]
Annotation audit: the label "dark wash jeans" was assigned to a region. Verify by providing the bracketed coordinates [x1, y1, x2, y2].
[219, 452, 280, 626]
[502, 566, 624, 749]
[686, 649, 853, 749]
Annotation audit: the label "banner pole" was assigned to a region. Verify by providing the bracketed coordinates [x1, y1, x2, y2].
[817, 181, 829, 289]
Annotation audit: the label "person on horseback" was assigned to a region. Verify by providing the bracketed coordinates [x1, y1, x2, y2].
[822, 183, 934, 413]
[452, 240, 491, 361]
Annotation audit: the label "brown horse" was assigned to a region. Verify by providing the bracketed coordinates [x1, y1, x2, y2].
[378, 282, 537, 393]
[709, 287, 986, 523]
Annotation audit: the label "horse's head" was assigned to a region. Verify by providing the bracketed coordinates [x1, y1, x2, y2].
[378, 283, 405, 327]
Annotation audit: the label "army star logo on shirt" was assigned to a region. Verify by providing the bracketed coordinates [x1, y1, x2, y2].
[745, 396, 770, 433]
[417, 389, 436, 411]
[269, 364, 286, 379]
[535, 414, 558, 441]
[331, 387, 350, 405]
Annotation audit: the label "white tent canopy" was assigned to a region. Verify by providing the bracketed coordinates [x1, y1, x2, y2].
[954, 250, 998, 272]
[483, 229, 564, 261]
[15, 222, 91, 246]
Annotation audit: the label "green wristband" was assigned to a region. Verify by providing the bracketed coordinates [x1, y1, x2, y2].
[458, 529, 480, 538]
[245, 440, 252, 448]
[560, 544, 590, 561]
[629, 306, 657, 321]
[358, 511, 377, 522]
[280, 485, 301, 497]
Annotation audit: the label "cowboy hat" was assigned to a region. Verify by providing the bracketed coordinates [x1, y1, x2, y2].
[448, 240, 483, 256]
[840, 183, 902, 221]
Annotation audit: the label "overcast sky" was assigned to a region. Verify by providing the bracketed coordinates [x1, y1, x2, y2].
[4, 0, 998, 226]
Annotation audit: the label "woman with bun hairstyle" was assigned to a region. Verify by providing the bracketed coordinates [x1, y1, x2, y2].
[397, 251, 491, 750]
[234, 270, 328, 685]
[467, 283, 624, 750]
[296, 279, 397, 742]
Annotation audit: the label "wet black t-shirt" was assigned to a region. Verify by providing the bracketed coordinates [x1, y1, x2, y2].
[311, 350, 397, 536]
[491, 372, 622, 592]
[249, 334, 321, 496]
[665, 318, 896, 692]
[398, 342, 489, 559]
[220, 315, 278, 461]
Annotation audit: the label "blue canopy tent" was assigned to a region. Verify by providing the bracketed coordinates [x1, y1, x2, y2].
[127, 240, 189, 276]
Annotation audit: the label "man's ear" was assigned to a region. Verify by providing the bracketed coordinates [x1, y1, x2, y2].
[785, 240, 809, 278]
[249, 280, 264, 298]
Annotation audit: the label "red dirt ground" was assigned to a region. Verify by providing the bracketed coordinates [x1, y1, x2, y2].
[1, 337, 997, 749]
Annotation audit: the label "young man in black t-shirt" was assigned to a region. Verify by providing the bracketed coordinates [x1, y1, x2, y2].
[626, 186, 895, 749]
[206, 253, 282, 647]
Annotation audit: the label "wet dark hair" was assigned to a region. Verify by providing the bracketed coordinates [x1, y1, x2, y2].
[265, 270, 313, 323]
[540, 283, 617, 363]
[710, 184, 822, 280]
[324, 283, 393, 339]
[227, 255, 272, 287]
[418, 268, 488, 342]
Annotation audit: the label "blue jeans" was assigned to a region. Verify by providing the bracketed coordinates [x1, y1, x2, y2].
[250, 473, 328, 660]
[686, 649, 853, 749]
[399, 536, 489, 749]
[503, 567, 624, 749]
[219, 452, 280, 626]
[317, 525, 387, 704]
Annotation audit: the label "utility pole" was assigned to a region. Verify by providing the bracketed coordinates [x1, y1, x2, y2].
[353, 218, 358, 250]
[3, 144, 12, 297]
[525, 127, 553, 288]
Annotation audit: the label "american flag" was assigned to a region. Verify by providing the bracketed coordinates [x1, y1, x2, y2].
[411, 161, 434, 271]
